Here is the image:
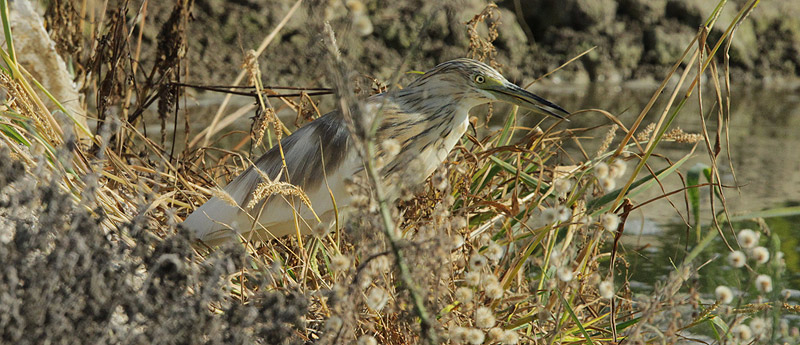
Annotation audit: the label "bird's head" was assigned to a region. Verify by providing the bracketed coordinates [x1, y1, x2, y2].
[406, 58, 569, 119]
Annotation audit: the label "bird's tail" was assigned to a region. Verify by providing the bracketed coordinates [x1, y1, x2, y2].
[181, 195, 248, 244]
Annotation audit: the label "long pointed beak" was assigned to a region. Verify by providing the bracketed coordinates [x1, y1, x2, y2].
[489, 83, 570, 120]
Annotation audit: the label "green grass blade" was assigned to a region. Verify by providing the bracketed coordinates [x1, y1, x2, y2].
[0, 123, 30, 146]
[0, 0, 16, 74]
[557, 290, 596, 345]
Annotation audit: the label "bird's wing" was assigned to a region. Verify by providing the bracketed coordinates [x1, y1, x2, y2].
[182, 110, 357, 243]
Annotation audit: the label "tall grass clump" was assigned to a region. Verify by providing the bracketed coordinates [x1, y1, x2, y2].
[1, 0, 796, 344]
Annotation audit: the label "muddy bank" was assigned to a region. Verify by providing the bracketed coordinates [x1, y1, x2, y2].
[138, 0, 799, 86]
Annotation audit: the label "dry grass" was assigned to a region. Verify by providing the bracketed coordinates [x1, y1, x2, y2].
[1, 0, 794, 344]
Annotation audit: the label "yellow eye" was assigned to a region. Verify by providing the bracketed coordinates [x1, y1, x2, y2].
[474, 75, 486, 84]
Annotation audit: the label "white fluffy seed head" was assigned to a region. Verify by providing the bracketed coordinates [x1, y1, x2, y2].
[368, 255, 391, 275]
[557, 267, 574, 282]
[485, 242, 505, 262]
[728, 250, 746, 268]
[715, 285, 734, 304]
[501, 330, 520, 344]
[609, 160, 627, 178]
[466, 328, 485, 345]
[750, 246, 770, 264]
[732, 324, 752, 341]
[554, 178, 573, 196]
[345, 0, 365, 13]
[749, 317, 767, 335]
[557, 206, 572, 222]
[484, 281, 504, 299]
[331, 254, 351, 272]
[465, 271, 481, 287]
[366, 287, 389, 311]
[325, 315, 343, 331]
[737, 229, 759, 249]
[599, 280, 614, 299]
[475, 306, 496, 329]
[448, 326, 469, 343]
[600, 213, 620, 230]
[600, 177, 616, 191]
[469, 253, 489, 271]
[352, 14, 373, 36]
[449, 234, 466, 250]
[488, 327, 505, 341]
[755, 274, 773, 294]
[594, 162, 609, 179]
[381, 139, 401, 157]
[542, 207, 559, 224]
[455, 287, 474, 303]
[432, 172, 449, 191]
[452, 216, 468, 229]
[549, 248, 562, 263]
[357, 335, 377, 345]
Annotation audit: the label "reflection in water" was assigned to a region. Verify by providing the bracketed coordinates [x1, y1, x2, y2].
[519, 82, 800, 296]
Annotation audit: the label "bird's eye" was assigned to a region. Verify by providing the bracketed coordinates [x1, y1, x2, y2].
[474, 75, 486, 84]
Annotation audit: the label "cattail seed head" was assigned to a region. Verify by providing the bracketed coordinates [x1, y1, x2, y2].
[432, 172, 449, 191]
[452, 216, 468, 229]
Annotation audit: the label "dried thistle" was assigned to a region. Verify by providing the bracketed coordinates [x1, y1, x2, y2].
[466, 3, 500, 68]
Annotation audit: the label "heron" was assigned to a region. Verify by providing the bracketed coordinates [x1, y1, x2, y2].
[182, 58, 569, 244]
